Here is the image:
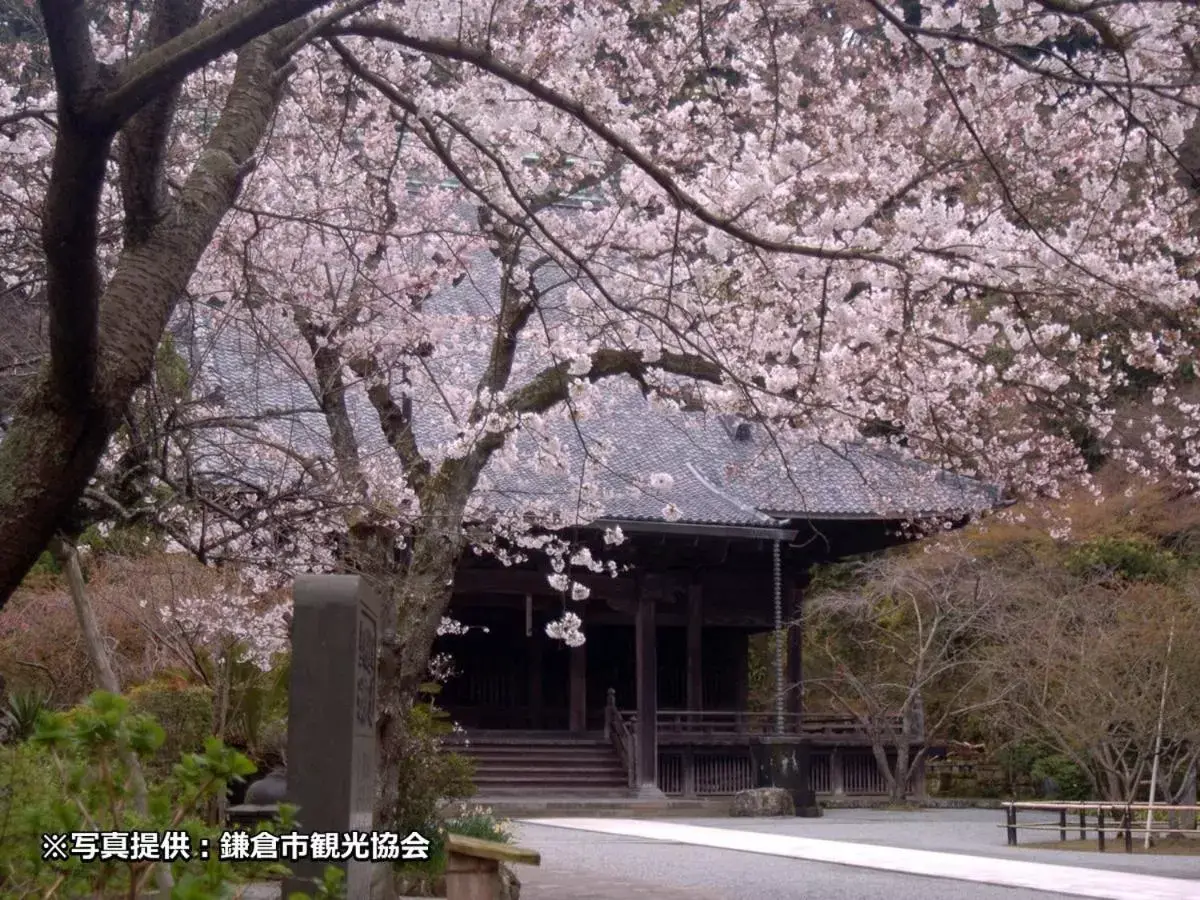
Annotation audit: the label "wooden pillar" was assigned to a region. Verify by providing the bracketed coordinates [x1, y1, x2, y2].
[635, 582, 663, 796]
[686, 583, 703, 712]
[786, 584, 803, 728]
[569, 640, 587, 732]
[683, 747, 697, 798]
[528, 627, 543, 730]
[830, 748, 845, 796]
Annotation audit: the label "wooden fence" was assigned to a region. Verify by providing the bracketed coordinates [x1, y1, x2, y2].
[1003, 801, 1200, 852]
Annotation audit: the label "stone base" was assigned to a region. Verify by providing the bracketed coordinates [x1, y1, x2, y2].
[731, 787, 795, 817]
[795, 803, 824, 818]
[636, 783, 667, 800]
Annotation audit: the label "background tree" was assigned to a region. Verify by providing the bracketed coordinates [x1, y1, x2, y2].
[807, 473, 1200, 803]
[805, 547, 1007, 801]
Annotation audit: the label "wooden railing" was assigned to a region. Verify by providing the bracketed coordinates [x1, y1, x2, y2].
[638, 710, 910, 742]
[604, 688, 637, 788]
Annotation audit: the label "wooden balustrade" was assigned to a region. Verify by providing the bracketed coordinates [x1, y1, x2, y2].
[604, 688, 637, 788]
[627, 709, 913, 745]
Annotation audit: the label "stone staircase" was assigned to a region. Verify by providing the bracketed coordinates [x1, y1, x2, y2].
[453, 732, 632, 797]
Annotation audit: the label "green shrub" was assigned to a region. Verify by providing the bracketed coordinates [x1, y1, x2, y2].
[389, 686, 475, 837]
[1065, 538, 1179, 583]
[0, 740, 59, 868]
[128, 678, 214, 772]
[1030, 753, 1092, 801]
[220, 651, 289, 756]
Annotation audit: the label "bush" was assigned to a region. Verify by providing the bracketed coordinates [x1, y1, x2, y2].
[127, 677, 214, 772]
[1030, 753, 1092, 801]
[0, 740, 59, 867]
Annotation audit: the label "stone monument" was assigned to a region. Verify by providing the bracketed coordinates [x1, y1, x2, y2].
[751, 738, 821, 817]
[282, 575, 383, 898]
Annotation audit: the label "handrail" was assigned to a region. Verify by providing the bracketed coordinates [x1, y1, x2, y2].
[605, 688, 637, 788]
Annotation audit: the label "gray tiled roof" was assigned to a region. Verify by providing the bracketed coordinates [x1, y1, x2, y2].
[184, 253, 998, 530]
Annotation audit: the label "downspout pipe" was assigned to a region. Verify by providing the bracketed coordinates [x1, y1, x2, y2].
[774, 538, 784, 735]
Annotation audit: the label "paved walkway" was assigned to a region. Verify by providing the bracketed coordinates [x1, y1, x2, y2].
[670, 808, 1200, 879]
[518, 868, 729, 899]
[521, 817, 1200, 900]
[514, 820, 1079, 900]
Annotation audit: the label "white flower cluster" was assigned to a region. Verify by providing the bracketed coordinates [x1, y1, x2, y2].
[545, 612, 585, 648]
[169, 589, 290, 670]
[436, 616, 489, 636]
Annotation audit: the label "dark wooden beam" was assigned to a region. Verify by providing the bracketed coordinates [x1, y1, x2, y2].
[635, 580, 662, 796]
[447, 591, 773, 628]
[733, 632, 749, 710]
[686, 582, 703, 711]
[529, 625, 543, 729]
[569, 639, 587, 733]
[453, 567, 635, 602]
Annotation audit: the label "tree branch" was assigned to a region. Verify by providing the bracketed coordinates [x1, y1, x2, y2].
[346, 356, 431, 495]
[38, 0, 104, 113]
[331, 21, 896, 267]
[37, 0, 112, 409]
[118, 0, 203, 245]
[502, 348, 724, 420]
[0, 26, 302, 606]
[101, 0, 337, 125]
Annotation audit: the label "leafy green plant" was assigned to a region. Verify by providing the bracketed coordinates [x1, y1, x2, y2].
[285, 865, 346, 900]
[220, 651, 289, 756]
[1064, 537, 1180, 583]
[0, 690, 343, 899]
[2, 688, 52, 743]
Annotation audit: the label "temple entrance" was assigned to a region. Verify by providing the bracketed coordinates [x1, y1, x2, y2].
[434, 604, 581, 730]
[437, 609, 750, 731]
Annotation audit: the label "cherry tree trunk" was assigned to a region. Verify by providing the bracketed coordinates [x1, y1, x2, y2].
[351, 494, 471, 830]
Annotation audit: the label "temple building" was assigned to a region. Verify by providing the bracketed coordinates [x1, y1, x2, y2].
[191, 246, 998, 802]
[432, 390, 996, 800]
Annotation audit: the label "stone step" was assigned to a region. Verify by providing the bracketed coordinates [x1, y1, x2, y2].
[473, 764, 625, 775]
[465, 749, 620, 764]
[468, 787, 638, 801]
[472, 763, 628, 777]
[455, 734, 628, 797]
[449, 735, 608, 747]
[474, 771, 629, 786]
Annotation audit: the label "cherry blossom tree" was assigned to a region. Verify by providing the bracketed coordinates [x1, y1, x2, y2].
[2, 0, 1200, 825]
